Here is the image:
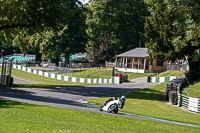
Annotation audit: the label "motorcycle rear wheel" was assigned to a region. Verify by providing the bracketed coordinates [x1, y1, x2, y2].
[108, 104, 118, 113]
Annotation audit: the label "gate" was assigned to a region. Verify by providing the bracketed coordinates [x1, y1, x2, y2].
[0, 58, 14, 87]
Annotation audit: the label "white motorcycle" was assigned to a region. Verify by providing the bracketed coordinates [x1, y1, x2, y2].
[99, 98, 124, 113]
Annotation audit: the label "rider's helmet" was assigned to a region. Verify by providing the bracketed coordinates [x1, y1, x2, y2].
[121, 95, 126, 100]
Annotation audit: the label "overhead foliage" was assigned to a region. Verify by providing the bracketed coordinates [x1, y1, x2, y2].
[38, 1, 88, 65]
[86, 0, 148, 61]
[142, 0, 186, 61]
[0, 0, 73, 45]
[1, 0, 87, 66]
[143, 0, 200, 82]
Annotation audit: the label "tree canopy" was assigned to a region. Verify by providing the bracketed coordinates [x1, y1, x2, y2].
[1, 0, 87, 65]
[0, 0, 73, 44]
[143, 0, 200, 82]
[86, 0, 148, 62]
[1, 0, 200, 82]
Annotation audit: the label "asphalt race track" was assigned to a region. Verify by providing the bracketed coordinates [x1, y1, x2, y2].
[1, 77, 199, 128]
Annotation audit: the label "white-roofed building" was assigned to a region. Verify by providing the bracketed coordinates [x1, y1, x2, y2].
[115, 48, 166, 73]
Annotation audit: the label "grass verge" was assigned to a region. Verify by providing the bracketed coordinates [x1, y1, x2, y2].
[153, 71, 200, 98]
[8, 68, 94, 89]
[154, 71, 185, 77]
[0, 99, 199, 133]
[87, 83, 200, 125]
[182, 81, 200, 98]
[72, 68, 154, 80]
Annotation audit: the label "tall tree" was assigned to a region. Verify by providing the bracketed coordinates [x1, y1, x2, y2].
[142, 0, 184, 61]
[0, 0, 71, 45]
[1, 0, 87, 66]
[86, 0, 148, 62]
[39, 0, 88, 66]
[143, 0, 200, 82]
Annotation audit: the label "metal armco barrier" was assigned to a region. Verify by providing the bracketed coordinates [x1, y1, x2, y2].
[178, 94, 200, 113]
[147, 76, 183, 83]
[13, 64, 126, 84]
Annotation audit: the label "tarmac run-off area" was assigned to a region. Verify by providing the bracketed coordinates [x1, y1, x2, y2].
[1, 77, 200, 128]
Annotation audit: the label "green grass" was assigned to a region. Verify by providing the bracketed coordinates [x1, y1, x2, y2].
[2, 68, 154, 88]
[72, 68, 112, 78]
[9, 68, 94, 89]
[72, 68, 154, 80]
[87, 83, 200, 125]
[126, 72, 154, 80]
[0, 99, 199, 133]
[153, 71, 200, 98]
[154, 71, 185, 77]
[182, 81, 200, 98]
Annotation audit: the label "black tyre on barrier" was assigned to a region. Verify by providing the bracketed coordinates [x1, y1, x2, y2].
[168, 91, 177, 105]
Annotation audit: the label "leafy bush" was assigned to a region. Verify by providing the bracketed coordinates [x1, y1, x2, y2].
[185, 70, 200, 84]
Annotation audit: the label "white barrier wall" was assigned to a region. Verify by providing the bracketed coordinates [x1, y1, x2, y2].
[178, 94, 200, 113]
[12, 65, 119, 84]
[149, 76, 180, 83]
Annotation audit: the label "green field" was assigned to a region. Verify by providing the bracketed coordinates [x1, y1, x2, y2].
[72, 68, 112, 78]
[0, 99, 199, 133]
[1, 68, 199, 132]
[87, 83, 200, 125]
[68, 68, 154, 80]
[154, 71, 185, 77]
[182, 81, 200, 98]
[9, 68, 94, 89]
[153, 71, 200, 98]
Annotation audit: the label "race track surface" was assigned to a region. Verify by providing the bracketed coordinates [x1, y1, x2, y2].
[1, 77, 199, 128]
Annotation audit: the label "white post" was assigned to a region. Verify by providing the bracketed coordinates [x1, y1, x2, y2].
[132, 58, 134, 68]
[144, 58, 146, 71]
[125, 58, 127, 69]
[138, 58, 140, 69]
[122, 58, 125, 68]
[120, 58, 122, 68]
[115, 57, 117, 67]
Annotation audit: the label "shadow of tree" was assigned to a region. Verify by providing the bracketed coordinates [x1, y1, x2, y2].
[126, 88, 162, 101]
[114, 88, 163, 101]
[0, 82, 97, 89]
[0, 89, 95, 109]
[0, 99, 35, 108]
[0, 83, 162, 109]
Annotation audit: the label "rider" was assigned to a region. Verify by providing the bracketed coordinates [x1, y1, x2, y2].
[99, 95, 126, 110]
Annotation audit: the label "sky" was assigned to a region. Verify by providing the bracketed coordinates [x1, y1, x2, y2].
[80, 0, 89, 4]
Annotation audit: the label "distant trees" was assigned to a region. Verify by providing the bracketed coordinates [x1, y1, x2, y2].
[0, 0, 71, 44]
[38, 1, 88, 66]
[143, 0, 200, 82]
[1, 0, 149, 66]
[1, 0, 87, 66]
[86, 0, 148, 64]
[142, 0, 183, 61]
[2, 0, 199, 82]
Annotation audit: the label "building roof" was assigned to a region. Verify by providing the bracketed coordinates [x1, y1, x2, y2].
[116, 48, 149, 58]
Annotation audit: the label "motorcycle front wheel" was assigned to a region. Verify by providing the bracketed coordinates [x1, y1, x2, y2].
[108, 104, 118, 113]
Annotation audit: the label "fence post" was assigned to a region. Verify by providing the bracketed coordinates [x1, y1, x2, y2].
[177, 93, 182, 107]
[8, 58, 14, 86]
[0, 58, 4, 86]
[114, 77, 120, 84]
[147, 76, 151, 82]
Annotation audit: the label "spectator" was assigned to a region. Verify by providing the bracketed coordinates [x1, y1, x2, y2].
[169, 60, 172, 70]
